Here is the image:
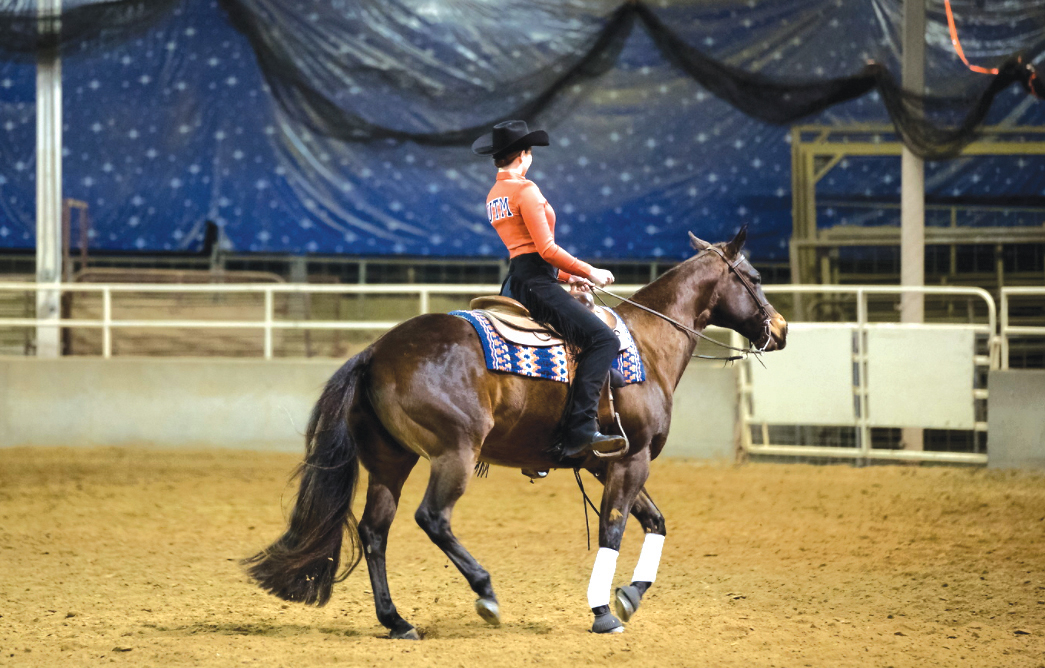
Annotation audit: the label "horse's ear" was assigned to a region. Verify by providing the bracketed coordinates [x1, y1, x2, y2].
[688, 231, 711, 251]
[725, 225, 747, 258]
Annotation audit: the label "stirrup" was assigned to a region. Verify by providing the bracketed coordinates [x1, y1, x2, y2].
[592, 413, 629, 459]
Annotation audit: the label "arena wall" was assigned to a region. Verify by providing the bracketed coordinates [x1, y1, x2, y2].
[987, 369, 1045, 469]
[0, 358, 738, 458]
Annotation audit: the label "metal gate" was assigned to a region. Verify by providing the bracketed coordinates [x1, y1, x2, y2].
[736, 285, 997, 464]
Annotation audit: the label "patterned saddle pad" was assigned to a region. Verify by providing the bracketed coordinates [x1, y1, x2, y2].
[450, 308, 646, 385]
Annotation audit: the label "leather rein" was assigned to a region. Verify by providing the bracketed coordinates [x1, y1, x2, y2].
[592, 245, 773, 362]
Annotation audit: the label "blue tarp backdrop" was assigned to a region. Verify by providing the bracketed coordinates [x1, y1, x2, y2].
[1, 0, 1043, 262]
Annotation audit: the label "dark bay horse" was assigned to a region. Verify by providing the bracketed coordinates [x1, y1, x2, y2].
[243, 228, 788, 638]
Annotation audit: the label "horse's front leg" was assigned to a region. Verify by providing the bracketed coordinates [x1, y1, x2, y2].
[588, 448, 650, 634]
[613, 487, 665, 623]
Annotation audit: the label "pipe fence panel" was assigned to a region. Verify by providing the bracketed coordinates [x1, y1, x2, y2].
[0, 281, 1002, 465]
[1000, 287, 1045, 370]
[737, 285, 996, 465]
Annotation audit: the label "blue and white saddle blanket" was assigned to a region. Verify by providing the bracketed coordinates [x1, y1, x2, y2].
[450, 308, 646, 385]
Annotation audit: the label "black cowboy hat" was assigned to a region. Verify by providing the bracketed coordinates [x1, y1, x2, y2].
[471, 120, 549, 157]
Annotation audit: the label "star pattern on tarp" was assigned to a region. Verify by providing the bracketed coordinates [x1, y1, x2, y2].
[1, 0, 1043, 262]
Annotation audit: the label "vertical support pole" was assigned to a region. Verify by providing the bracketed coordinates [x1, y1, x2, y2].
[102, 287, 112, 359]
[61, 201, 71, 282]
[949, 207, 957, 280]
[419, 288, 430, 315]
[901, 0, 925, 451]
[994, 243, 1004, 288]
[789, 130, 809, 319]
[999, 290, 1009, 370]
[264, 289, 274, 359]
[732, 328, 754, 460]
[288, 256, 310, 357]
[35, 0, 63, 357]
[79, 207, 89, 271]
[856, 289, 871, 461]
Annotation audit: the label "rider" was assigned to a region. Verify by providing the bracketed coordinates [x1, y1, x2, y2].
[472, 120, 626, 458]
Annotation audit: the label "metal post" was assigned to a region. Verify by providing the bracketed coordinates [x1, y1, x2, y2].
[1000, 290, 1009, 370]
[901, 0, 926, 451]
[949, 207, 958, 279]
[732, 328, 755, 457]
[263, 289, 274, 359]
[994, 243, 1004, 288]
[856, 289, 871, 460]
[35, 0, 63, 357]
[102, 288, 112, 358]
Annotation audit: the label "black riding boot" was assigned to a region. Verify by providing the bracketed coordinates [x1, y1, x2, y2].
[503, 254, 626, 458]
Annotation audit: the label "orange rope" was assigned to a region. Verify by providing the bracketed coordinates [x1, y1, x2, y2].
[944, 0, 999, 75]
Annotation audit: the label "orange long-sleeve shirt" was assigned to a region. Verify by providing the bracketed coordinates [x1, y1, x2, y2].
[486, 172, 593, 281]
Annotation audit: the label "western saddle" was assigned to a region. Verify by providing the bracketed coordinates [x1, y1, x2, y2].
[467, 295, 625, 352]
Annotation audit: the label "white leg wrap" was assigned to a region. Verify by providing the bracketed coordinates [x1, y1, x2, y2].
[586, 547, 619, 609]
[631, 533, 665, 583]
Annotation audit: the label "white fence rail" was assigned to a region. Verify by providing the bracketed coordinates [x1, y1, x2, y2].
[0, 282, 645, 359]
[0, 281, 1012, 465]
[1000, 286, 1045, 370]
[1, 282, 502, 359]
[733, 285, 997, 465]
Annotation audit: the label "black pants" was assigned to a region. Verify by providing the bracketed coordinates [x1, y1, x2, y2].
[502, 254, 618, 444]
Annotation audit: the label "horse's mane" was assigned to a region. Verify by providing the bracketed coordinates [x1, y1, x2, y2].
[624, 243, 723, 310]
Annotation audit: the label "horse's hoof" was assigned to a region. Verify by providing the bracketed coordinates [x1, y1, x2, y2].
[591, 611, 624, 634]
[389, 624, 421, 640]
[614, 585, 641, 623]
[475, 597, 501, 626]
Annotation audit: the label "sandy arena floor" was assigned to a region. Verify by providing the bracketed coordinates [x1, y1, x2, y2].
[1, 447, 1043, 667]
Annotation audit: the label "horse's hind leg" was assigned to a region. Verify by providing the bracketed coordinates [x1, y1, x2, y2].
[614, 487, 666, 623]
[357, 431, 420, 640]
[414, 449, 500, 625]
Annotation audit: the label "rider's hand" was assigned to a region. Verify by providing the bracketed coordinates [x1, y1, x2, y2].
[566, 275, 593, 291]
[587, 268, 615, 288]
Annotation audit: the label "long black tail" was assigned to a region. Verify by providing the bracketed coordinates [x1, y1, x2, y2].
[242, 348, 372, 606]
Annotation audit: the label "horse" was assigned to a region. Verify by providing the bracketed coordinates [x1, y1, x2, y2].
[243, 227, 788, 638]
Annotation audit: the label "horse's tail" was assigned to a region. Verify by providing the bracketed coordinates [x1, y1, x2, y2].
[242, 347, 372, 606]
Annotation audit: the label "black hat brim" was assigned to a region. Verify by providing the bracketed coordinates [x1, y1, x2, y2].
[471, 129, 549, 156]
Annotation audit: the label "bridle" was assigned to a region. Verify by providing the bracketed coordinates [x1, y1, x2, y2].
[592, 245, 775, 359]
[701, 245, 774, 353]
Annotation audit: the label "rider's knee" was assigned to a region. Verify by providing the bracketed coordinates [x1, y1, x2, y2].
[590, 326, 617, 349]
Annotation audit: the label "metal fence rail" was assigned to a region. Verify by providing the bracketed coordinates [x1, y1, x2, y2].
[2, 282, 485, 359]
[1000, 286, 1045, 370]
[0, 281, 1010, 466]
[732, 284, 997, 465]
[0, 282, 647, 359]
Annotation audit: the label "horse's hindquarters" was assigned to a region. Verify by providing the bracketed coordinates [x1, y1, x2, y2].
[366, 315, 565, 467]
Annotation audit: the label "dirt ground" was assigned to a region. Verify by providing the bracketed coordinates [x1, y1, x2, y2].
[1, 448, 1043, 667]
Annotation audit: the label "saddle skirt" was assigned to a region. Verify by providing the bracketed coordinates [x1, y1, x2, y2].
[450, 296, 646, 385]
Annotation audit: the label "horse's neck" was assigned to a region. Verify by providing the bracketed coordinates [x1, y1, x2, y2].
[618, 256, 719, 389]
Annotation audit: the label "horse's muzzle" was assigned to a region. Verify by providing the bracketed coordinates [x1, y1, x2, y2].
[754, 313, 788, 352]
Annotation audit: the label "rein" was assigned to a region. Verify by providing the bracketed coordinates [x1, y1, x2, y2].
[591, 246, 772, 362]
[594, 285, 746, 361]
